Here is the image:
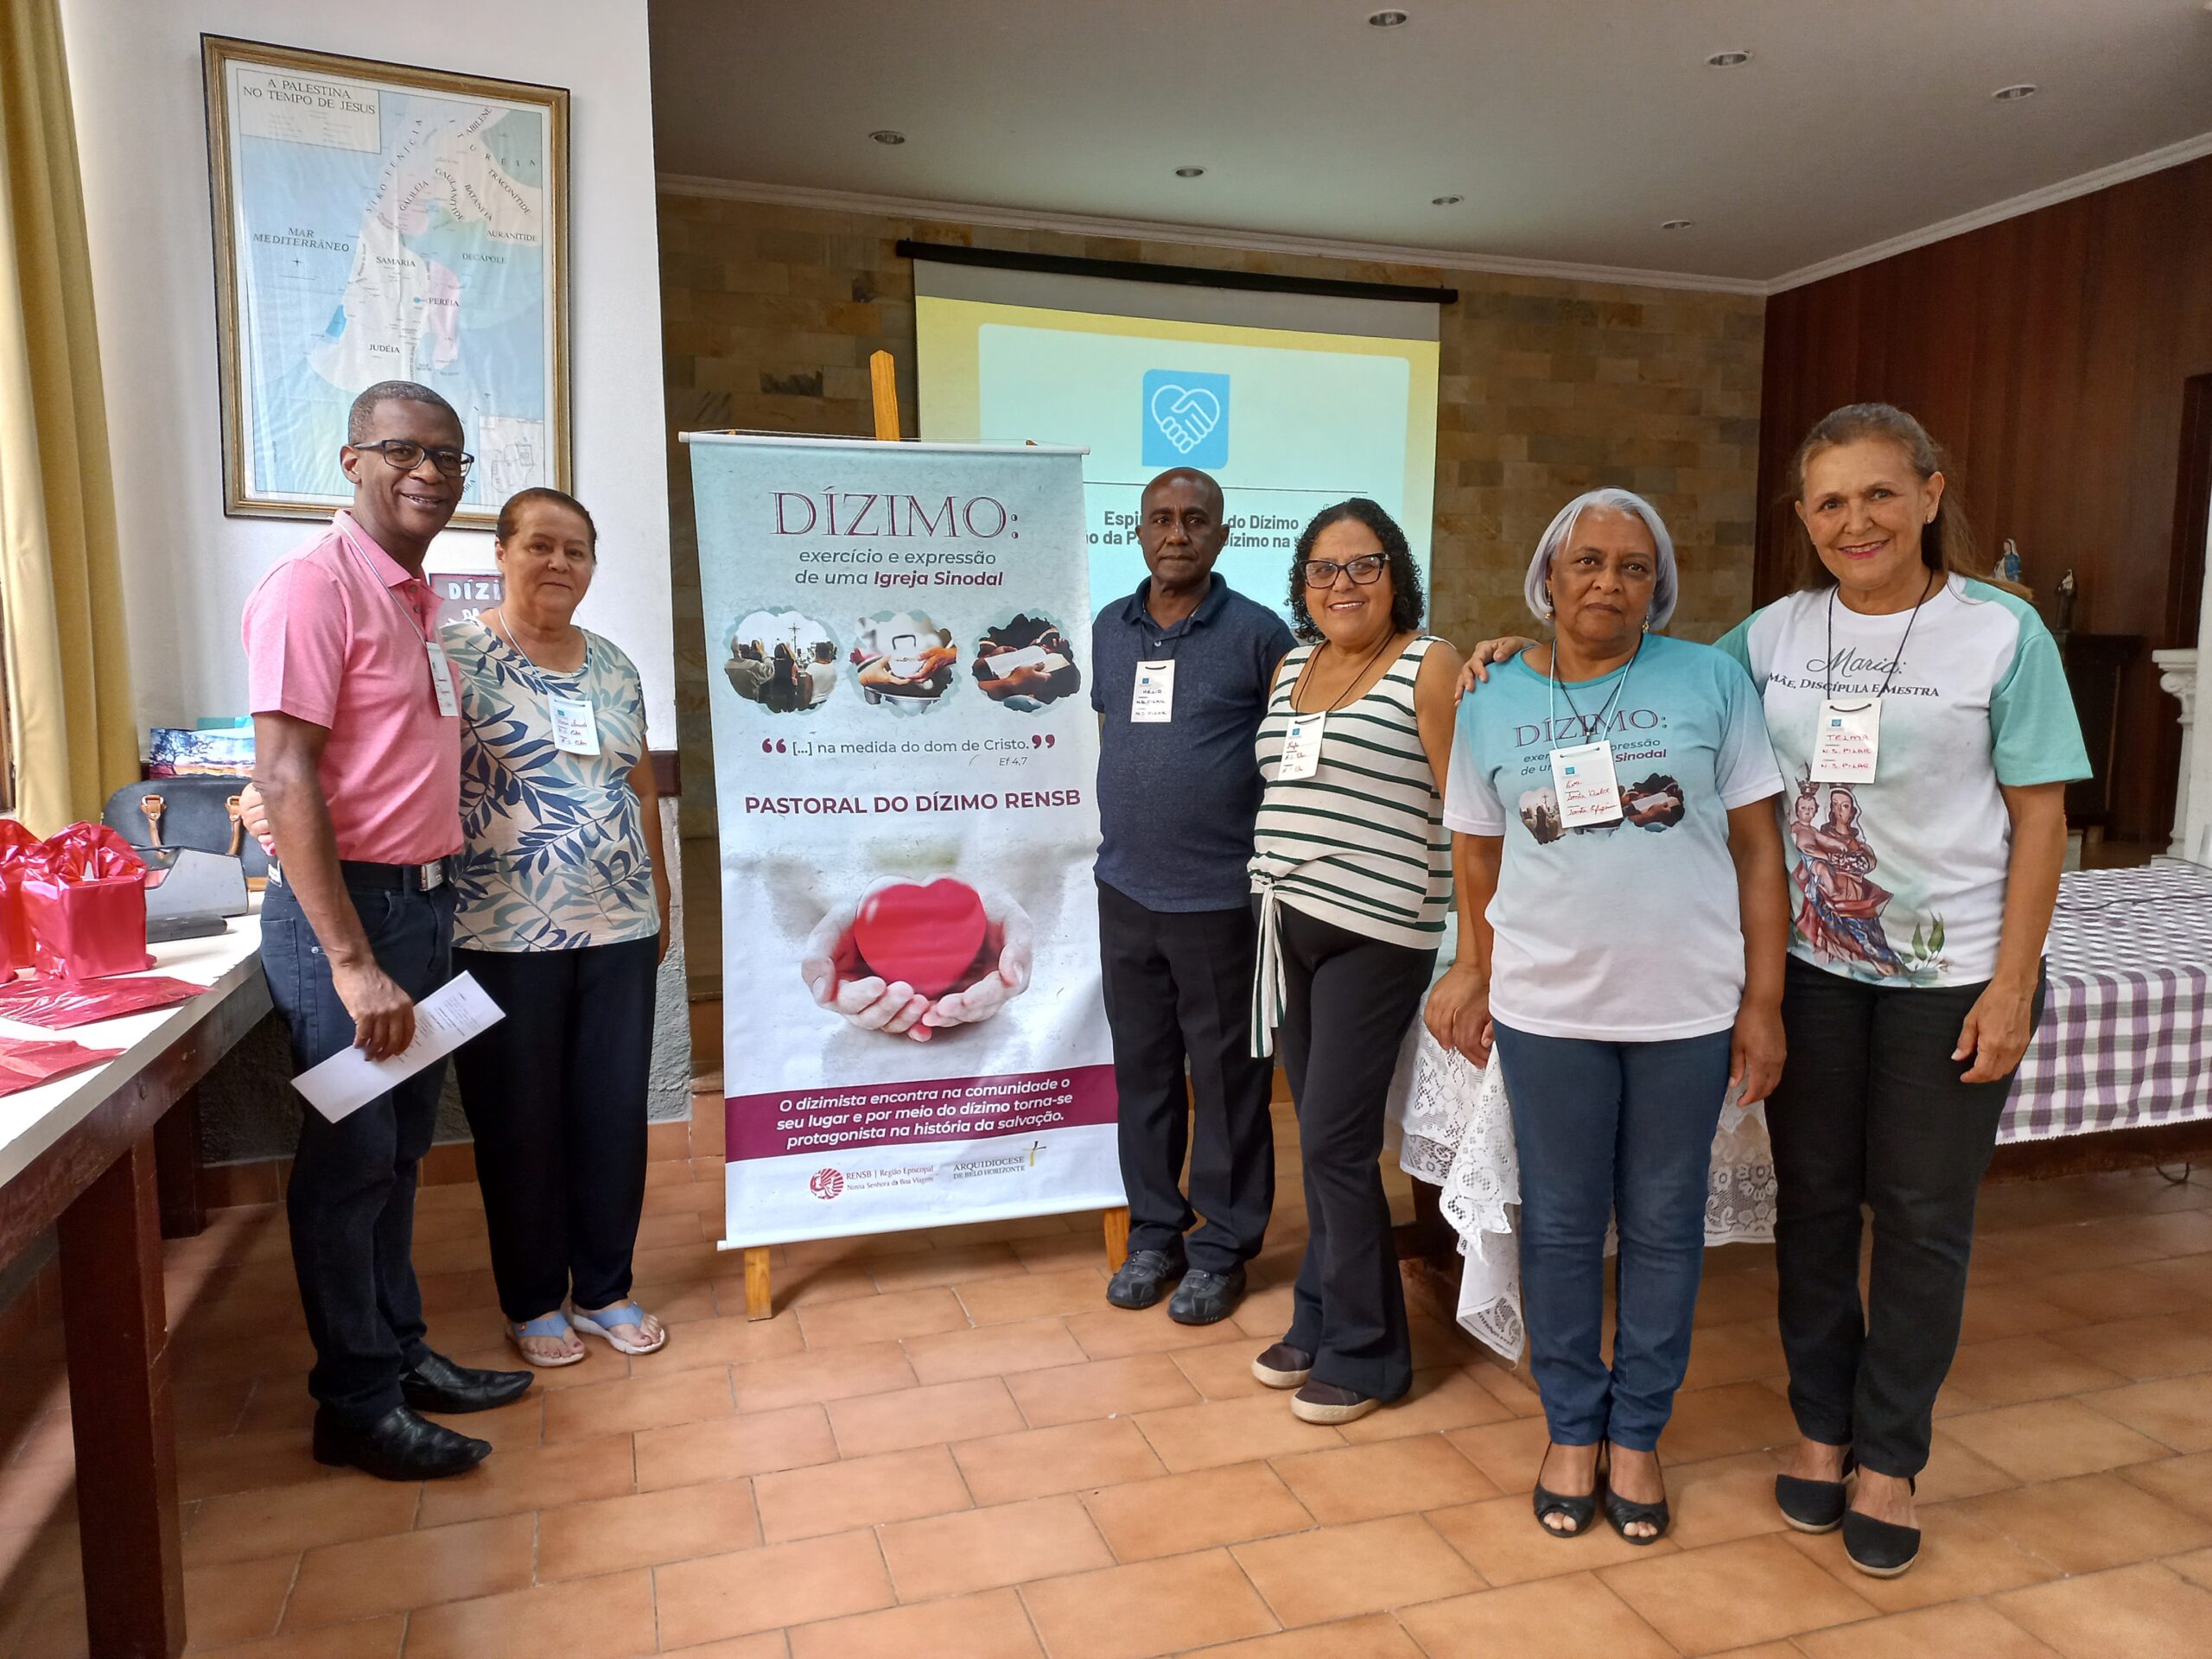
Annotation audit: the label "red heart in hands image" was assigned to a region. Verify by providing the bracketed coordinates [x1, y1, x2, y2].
[850, 880, 988, 996]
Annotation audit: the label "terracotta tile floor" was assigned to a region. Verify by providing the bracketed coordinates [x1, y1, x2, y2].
[7, 1116, 2212, 1657]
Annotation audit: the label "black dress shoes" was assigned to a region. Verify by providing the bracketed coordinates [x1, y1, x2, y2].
[1167, 1265, 1246, 1325]
[401, 1350, 534, 1414]
[313, 1406, 490, 1481]
[1106, 1249, 1185, 1310]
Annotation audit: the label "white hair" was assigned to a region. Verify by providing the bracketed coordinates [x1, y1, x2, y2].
[1522, 489, 1679, 630]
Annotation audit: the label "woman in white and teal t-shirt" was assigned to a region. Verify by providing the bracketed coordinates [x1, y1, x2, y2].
[1718, 405, 2087, 1578]
[1464, 404, 2088, 1577]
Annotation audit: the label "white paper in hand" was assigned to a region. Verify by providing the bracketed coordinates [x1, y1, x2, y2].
[291, 972, 505, 1122]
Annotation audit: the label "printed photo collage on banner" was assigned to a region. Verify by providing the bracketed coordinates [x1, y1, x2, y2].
[685, 435, 1122, 1247]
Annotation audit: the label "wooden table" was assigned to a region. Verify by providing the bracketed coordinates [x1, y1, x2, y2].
[0, 918, 268, 1659]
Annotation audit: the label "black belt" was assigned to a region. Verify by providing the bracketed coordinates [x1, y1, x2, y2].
[269, 856, 457, 892]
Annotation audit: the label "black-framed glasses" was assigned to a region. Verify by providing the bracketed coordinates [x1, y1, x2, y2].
[1300, 553, 1388, 588]
[354, 439, 474, 478]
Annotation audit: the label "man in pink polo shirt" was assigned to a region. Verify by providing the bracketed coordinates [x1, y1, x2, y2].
[244, 381, 530, 1481]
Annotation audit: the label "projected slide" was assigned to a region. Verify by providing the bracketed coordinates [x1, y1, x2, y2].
[917, 279, 1440, 625]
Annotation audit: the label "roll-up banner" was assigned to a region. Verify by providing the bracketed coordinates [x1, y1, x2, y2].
[683, 434, 1122, 1247]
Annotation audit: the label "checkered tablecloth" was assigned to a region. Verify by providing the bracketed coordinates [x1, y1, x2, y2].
[2004, 861, 2212, 1141]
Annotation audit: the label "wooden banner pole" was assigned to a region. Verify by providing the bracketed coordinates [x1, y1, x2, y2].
[737, 354, 1129, 1319]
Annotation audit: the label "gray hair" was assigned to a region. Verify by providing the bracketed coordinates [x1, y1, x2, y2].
[1523, 488, 1679, 630]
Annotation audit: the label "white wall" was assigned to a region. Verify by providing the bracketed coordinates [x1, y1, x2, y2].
[60, 0, 676, 740]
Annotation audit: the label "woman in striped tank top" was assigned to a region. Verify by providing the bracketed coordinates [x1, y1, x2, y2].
[1246, 499, 1460, 1425]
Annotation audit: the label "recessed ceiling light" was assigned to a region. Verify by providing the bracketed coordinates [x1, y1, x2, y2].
[1706, 50, 1752, 67]
[1660, 219, 1694, 232]
[1993, 83, 2038, 101]
[869, 129, 906, 145]
[1175, 165, 1206, 178]
[1369, 10, 1409, 27]
[1431, 194, 1463, 207]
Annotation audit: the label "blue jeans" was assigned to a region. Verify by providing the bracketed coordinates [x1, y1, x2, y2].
[262, 874, 455, 1421]
[1494, 1023, 1732, 1451]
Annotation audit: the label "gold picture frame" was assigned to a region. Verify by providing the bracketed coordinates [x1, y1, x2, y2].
[202, 35, 569, 529]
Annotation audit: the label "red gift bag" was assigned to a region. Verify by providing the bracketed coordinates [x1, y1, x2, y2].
[0, 820, 42, 978]
[20, 823, 155, 980]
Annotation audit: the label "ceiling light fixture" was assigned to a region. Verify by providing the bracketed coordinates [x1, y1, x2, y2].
[1175, 165, 1206, 178]
[1706, 50, 1751, 67]
[1431, 194, 1463, 206]
[869, 129, 906, 145]
[1660, 219, 1694, 232]
[1369, 10, 1409, 27]
[1993, 83, 2038, 101]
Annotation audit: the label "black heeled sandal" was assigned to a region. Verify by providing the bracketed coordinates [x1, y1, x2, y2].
[1600, 1445, 1670, 1545]
[1842, 1474, 1919, 1578]
[1530, 1441, 1599, 1539]
[1775, 1447, 1857, 1534]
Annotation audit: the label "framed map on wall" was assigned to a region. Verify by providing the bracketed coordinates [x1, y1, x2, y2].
[202, 36, 569, 527]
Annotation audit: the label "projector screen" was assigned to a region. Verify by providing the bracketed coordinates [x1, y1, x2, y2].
[914, 259, 1441, 625]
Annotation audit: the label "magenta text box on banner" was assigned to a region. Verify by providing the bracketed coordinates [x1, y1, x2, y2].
[727, 1064, 1117, 1161]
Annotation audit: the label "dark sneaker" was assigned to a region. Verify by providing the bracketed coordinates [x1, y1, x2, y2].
[1251, 1342, 1314, 1389]
[1291, 1380, 1379, 1425]
[1105, 1248, 1184, 1310]
[1167, 1266, 1246, 1325]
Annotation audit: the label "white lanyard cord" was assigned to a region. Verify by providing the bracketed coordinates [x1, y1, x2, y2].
[1545, 636, 1643, 747]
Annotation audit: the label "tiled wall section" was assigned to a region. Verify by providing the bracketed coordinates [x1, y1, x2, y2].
[659, 192, 1765, 1021]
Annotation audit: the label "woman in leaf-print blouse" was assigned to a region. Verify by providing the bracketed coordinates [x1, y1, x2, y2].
[443, 487, 673, 1370]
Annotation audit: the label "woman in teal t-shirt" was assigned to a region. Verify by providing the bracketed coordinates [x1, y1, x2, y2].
[1428, 487, 1789, 1547]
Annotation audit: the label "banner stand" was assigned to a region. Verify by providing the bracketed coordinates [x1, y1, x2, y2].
[728, 351, 1131, 1321]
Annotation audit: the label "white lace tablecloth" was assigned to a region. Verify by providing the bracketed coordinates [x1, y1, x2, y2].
[1389, 1022, 1777, 1361]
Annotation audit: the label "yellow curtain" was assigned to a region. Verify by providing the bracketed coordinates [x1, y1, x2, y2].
[0, 0, 135, 833]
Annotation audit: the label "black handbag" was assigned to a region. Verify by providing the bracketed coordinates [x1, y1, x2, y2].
[103, 777, 270, 882]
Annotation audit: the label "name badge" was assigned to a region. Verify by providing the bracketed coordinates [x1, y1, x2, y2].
[1279, 713, 1326, 780]
[1810, 698, 1880, 782]
[1549, 740, 1623, 827]
[1131, 659, 1174, 723]
[425, 641, 460, 718]
[549, 694, 601, 756]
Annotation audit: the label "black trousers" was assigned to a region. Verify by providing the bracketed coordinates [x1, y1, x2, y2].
[264, 874, 454, 1423]
[1097, 880, 1277, 1274]
[451, 938, 658, 1322]
[1275, 905, 1435, 1402]
[1767, 956, 2045, 1478]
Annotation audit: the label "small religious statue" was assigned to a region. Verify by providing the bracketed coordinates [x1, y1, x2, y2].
[2056, 568, 2078, 633]
[1999, 538, 2024, 586]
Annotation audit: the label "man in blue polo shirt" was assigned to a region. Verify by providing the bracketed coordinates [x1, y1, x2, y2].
[1094, 467, 1294, 1323]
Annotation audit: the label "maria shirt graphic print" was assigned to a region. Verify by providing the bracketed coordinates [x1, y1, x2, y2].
[1716, 575, 2091, 990]
[447, 624, 659, 951]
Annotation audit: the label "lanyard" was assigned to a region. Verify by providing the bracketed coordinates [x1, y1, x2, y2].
[1287, 629, 1396, 715]
[1544, 636, 1643, 746]
[1825, 570, 1938, 709]
[337, 517, 435, 644]
[485, 607, 588, 699]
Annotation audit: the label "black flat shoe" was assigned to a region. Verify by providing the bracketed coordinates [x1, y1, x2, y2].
[1250, 1343, 1313, 1389]
[1290, 1380, 1378, 1425]
[1167, 1266, 1246, 1325]
[401, 1350, 533, 1414]
[1601, 1446, 1669, 1545]
[1531, 1441, 1599, 1539]
[1843, 1477, 1919, 1578]
[1106, 1249, 1184, 1310]
[1776, 1448, 1857, 1534]
[313, 1405, 490, 1481]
